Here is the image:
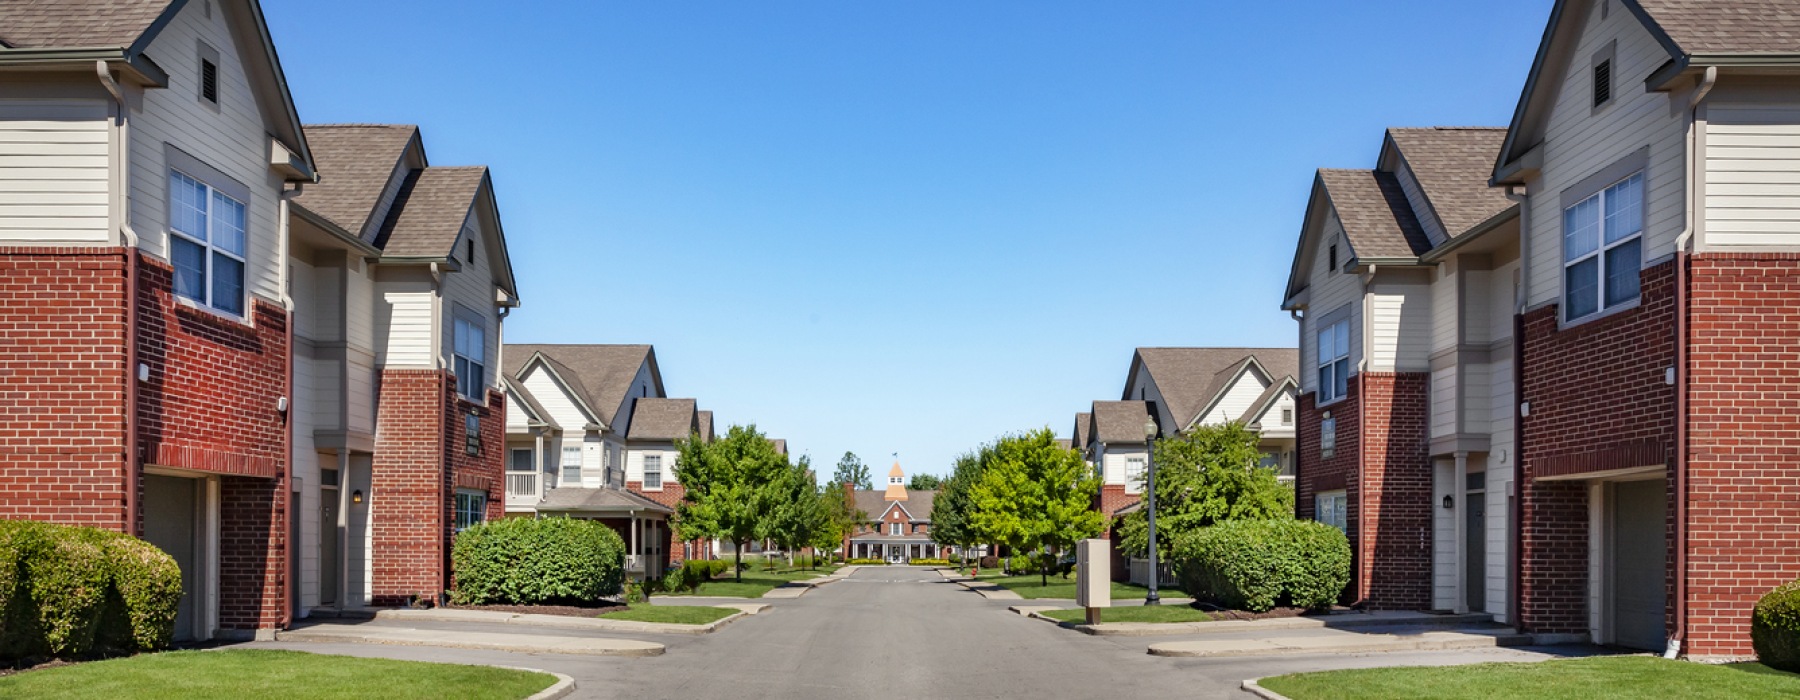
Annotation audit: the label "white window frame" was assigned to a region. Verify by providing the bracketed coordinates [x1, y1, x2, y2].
[509, 448, 533, 472]
[454, 489, 486, 533]
[890, 522, 902, 536]
[1317, 315, 1351, 404]
[453, 310, 487, 401]
[1124, 457, 1146, 494]
[561, 445, 582, 486]
[1562, 172, 1645, 323]
[1316, 490, 1348, 533]
[167, 168, 248, 317]
[644, 453, 663, 490]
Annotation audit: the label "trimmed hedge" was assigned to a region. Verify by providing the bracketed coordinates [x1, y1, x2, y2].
[0, 519, 182, 659]
[1172, 519, 1350, 612]
[909, 558, 951, 567]
[847, 558, 886, 566]
[1753, 578, 1800, 672]
[450, 517, 625, 605]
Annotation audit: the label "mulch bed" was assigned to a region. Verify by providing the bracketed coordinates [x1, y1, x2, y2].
[1187, 604, 1353, 621]
[0, 657, 77, 678]
[444, 602, 627, 618]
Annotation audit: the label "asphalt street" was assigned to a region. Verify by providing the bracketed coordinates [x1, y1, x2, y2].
[244, 566, 1600, 699]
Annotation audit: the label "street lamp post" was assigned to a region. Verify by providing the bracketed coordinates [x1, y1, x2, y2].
[1144, 416, 1161, 606]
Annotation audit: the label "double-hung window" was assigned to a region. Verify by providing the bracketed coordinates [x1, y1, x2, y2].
[453, 314, 486, 400]
[1316, 490, 1347, 533]
[1124, 457, 1147, 493]
[168, 169, 247, 316]
[644, 454, 663, 490]
[890, 522, 902, 536]
[1317, 317, 1350, 403]
[1563, 172, 1644, 321]
[454, 489, 486, 533]
[561, 446, 582, 485]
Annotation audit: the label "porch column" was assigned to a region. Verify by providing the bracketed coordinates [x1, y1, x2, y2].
[631, 515, 640, 572]
[1453, 451, 1468, 614]
[534, 430, 545, 495]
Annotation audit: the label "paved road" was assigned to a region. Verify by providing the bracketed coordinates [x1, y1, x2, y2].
[244, 566, 1598, 699]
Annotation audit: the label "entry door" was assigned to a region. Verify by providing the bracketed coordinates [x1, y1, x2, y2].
[143, 475, 201, 641]
[1465, 488, 1486, 612]
[320, 473, 340, 607]
[1611, 480, 1668, 650]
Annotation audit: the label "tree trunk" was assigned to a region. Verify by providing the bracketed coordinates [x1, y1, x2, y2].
[735, 542, 744, 582]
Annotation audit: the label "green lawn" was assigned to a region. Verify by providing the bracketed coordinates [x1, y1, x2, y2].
[1257, 656, 1800, 700]
[0, 650, 556, 700]
[1038, 604, 1210, 624]
[597, 604, 737, 625]
[658, 564, 840, 599]
[975, 574, 1179, 601]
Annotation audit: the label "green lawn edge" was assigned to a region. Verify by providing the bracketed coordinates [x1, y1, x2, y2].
[1257, 656, 1800, 700]
[597, 604, 737, 625]
[1038, 605, 1210, 624]
[0, 649, 556, 700]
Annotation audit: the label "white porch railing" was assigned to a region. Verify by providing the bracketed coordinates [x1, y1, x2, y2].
[505, 471, 540, 506]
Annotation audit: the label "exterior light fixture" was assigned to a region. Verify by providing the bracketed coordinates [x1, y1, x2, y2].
[1443, 495, 1454, 510]
[352, 489, 364, 505]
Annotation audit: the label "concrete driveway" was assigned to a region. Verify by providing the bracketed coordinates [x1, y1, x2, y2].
[240, 565, 1601, 699]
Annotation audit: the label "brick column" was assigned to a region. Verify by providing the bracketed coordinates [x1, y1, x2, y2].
[371, 369, 452, 606]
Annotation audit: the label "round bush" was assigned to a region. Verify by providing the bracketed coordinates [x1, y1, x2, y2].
[1173, 519, 1351, 612]
[0, 519, 182, 659]
[1753, 578, 1800, 672]
[451, 517, 625, 606]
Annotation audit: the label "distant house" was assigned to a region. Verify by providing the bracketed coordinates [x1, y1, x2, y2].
[844, 463, 942, 563]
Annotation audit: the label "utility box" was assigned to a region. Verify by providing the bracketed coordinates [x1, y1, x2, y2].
[1075, 539, 1111, 609]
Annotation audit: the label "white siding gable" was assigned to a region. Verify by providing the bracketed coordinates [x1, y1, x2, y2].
[441, 205, 501, 399]
[1300, 211, 1365, 396]
[1201, 369, 1270, 426]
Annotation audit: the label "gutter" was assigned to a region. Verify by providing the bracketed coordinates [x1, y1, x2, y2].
[1668, 65, 1718, 660]
[1420, 206, 1523, 264]
[2, 49, 169, 85]
[278, 184, 301, 630]
[97, 61, 142, 536]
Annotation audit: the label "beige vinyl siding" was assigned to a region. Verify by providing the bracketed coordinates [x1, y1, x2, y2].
[1523, 3, 1686, 307]
[1262, 392, 1297, 438]
[1703, 98, 1800, 249]
[627, 444, 681, 488]
[1128, 372, 1181, 432]
[1430, 264, 1459, 353]
[1202, 372, 1270, 426]
[441, 209, 501, 398]
[379, 287, 435, 368]
[130, 0, 288, 304]
[1397, 159, 1449, 247]
[1432, 458, 1458, 608]
[291, 340, 321, 612]
[504, 388, 534, 432]
[609, 362, 662, 432]
[0, 98, 112, 243]
[1430, 366, 1458, 439]
[1367, 278, 1432, 372]
[1482, 353, 1515, 622]
[1300, 213, 1364, 396]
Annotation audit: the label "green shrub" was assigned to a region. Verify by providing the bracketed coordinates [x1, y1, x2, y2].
[1007, 555, 1035, 574]
[1753, 578, 1800, 672]
[450, 517, 625, 606]
[0, 519, 182, 659]
[1173, 519, 1350, 612]
[910, 558, 951, 567]
[847, 558, 886, 566]
[979, 556, 999, 569]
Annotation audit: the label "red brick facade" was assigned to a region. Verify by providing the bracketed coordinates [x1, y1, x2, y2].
[625, 481, 711, 564]
[369, 369, 506, 606]
[1296, 372, 1432, 610]
[1097, 484, 1137, 582]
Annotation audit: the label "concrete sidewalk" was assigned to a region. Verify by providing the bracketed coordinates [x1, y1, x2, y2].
[1011, 606, 1497, 637]
[744, 565, 862, 599]
[374, 605, 764, 635]
[277, 622, 667, 657]
[1146, 626, 1529, 658]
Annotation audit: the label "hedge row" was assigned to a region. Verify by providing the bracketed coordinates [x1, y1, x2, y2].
[846, 558, 886, 566]
[0, 519, 182, 659]
[1172, 519, 1350, 612]
[1754, 578, 1800, 672]
[450, 517, 625, 605]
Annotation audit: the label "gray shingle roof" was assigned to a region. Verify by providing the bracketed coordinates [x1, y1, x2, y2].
[627, 398, 697, 441]
[504, 344, 656, 427]
[1636, 0, 1800, 54]
[1132, 348, 1298, 430]
[1387, 128, 1514, 239]
[852, 489, 935, 522]
[504, 377, 556, 429]
[1318, 169, 1431, 259]
[0, 0, 172, 49]
[1073, 412, 1091, 450]
[1090, 401, 1153, 445]
[293, 125, 418, 238]
[537, 487, 673, 514]
[374, 166, 486, 258]
[769, 438, 787, 456]
[697, 410, 714, 443]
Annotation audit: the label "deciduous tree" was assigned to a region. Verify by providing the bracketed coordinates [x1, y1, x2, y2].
[675, 425, 791, 581]
[1114, 423, 1295, 560]
[833, 451, 872, 491]
[906, 473, 943, 491]
[967, 428, 1104, 584]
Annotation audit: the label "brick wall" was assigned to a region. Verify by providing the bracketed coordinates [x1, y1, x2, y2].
[0, 247, 130, 528]
[627, 481, 709, 563]
[1518, 261, 1676, 636]
[219, 475, 286, 631]
[1098, 484, 1137, 582]
[449, 391, 506, 524]
[1298, 384, 1362, 602]
[1684, 253, 1800, 659]
[370, 369, 450, 606]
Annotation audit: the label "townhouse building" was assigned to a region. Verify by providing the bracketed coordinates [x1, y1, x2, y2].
[1488, 0, 1800, 659]
[0, 0, 315, 640]
[286, 124, 519, 612]
[1282, 127, 1520, 619]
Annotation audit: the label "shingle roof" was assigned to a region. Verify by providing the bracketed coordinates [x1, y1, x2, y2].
[504, 377, 556, 429]
[770, 439, 787, 456]
[1132, 348, 1299, 430]
[1242, 379, 1293, 425]
[1090, 401, 1153, 445]
[1636, 0, 1800, 55]
[696, 411, 714, 443]
[374, 166, 486, 258]
[1073, 412, 1091, 450]
[504, 344, 655, 426]
[537, 487, 673, 514]
[1387, 128, 1514, 238]
[293, 125, 418, 238]
[0, 0, 172, 50]
[852, 489, 936, 522]
[1318, 169, 1432, 258]
[627, 398, 696, 441]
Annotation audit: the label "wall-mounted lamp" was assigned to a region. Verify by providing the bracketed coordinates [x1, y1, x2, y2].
[1442, 495, 1455, 510]
[277, 396, 288, 413]
[351, 489, 364, 505]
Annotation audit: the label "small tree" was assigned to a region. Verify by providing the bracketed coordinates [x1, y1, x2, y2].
[833, 452, 873, 491]
[906, 473, 944, 491]
[1115, 423, 1296, 560]
[967, 428, 1104, 584]
[929, 452, 981, 565]
[675, 424, 790, 581]
[813, 481, 864, 567]
[764, 458, 826, 568]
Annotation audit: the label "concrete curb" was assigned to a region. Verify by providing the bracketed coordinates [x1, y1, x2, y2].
[277, 624, 666, 657]
[952, 579, 1023, 600]
[1146, 630, 1529, 658]
[374, 607, 750, 635]
[1240, 678, 1293, 700]
[502, 667, 577, 700]
[1060, 611, 1500, 637]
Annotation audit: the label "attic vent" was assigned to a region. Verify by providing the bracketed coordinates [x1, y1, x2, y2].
[1328, 243, 1339, 273]
[197, 42, 221, 106]
[465, 238, 475, 263]
[1593, 59, 1612, 107]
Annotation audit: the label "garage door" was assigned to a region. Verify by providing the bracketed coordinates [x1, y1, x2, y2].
[1611, 479, 1667, 651]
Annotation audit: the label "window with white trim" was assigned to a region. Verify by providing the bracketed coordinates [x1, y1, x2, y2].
[1317, 317, 1350, 403]
[1316, 490, 1347, 533]
[453, 313, 487, 399]
[561, 445, 582, 485]
[890, 522, 902, 536]
[1124, 457, 1146, 493]
[454, 489, 486, 533]
[1563, 172, 1643, 321]
[168, 169, 247, 315]
[509, 448, 532, 472]
[644, 453, 663, 489]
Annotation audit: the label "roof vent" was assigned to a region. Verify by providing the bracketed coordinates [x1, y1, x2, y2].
[1592, 59, 1612, 108]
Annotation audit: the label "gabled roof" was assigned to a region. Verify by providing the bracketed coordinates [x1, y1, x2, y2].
[1127, 348, 1298, 431]
[1090, 400, 1153, 445]
[375, 166, 487, 257]
[1633, 0, 1800, 55]
[504, 344, 660, 428]
[1385, 128, 1514, 239]
[697, 410, 714, 443]
[0, 0, 172, 49]
[293, 124, 421, 239]
[1241, 376, 1299, 427]
[503, 376, 555, 429]
[1317, 169, 1432, 260]
[1072, 412, 1091, 450]
[537, 487, 674, 515]
[853, 489, 936, 522]
[627, 398, 697, 441]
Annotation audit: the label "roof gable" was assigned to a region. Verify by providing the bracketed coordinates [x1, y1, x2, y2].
[505, 344, 661, 428]
[626, 398, 697, 442]
[375, 166, 485, 258]
[293, 124, 421, 239]
[502, 376, 555, 429]
[1129, 348, 1298, 431]
[1383, 128, 1516, 239]
[1090, 400, 1152, 445]
[0, 0, 176, 51]
[513, 353, 603, 429]
[1241, 376, 1299, 427]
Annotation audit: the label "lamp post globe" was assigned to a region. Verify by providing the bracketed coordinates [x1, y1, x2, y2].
[1143, 416, 1160, 606]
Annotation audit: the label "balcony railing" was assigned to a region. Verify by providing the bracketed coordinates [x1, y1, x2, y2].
[505, 471, 540, 507]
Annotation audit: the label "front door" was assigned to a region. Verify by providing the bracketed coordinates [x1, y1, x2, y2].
[143, 475, 201, 641]
[1465, 481, 1486, 613]
[320, 468, 340, 607]
[1610, 479, 1668, 650]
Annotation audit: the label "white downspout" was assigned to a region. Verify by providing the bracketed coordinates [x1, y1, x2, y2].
[1668, 65, 1717, 661]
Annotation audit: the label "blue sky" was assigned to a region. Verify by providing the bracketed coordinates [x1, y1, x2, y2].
[266, 1, 1553, 477]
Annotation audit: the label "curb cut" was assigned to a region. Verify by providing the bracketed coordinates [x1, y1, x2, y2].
[503, 667, 577, 700]
[1241, 679, 1293, 700]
